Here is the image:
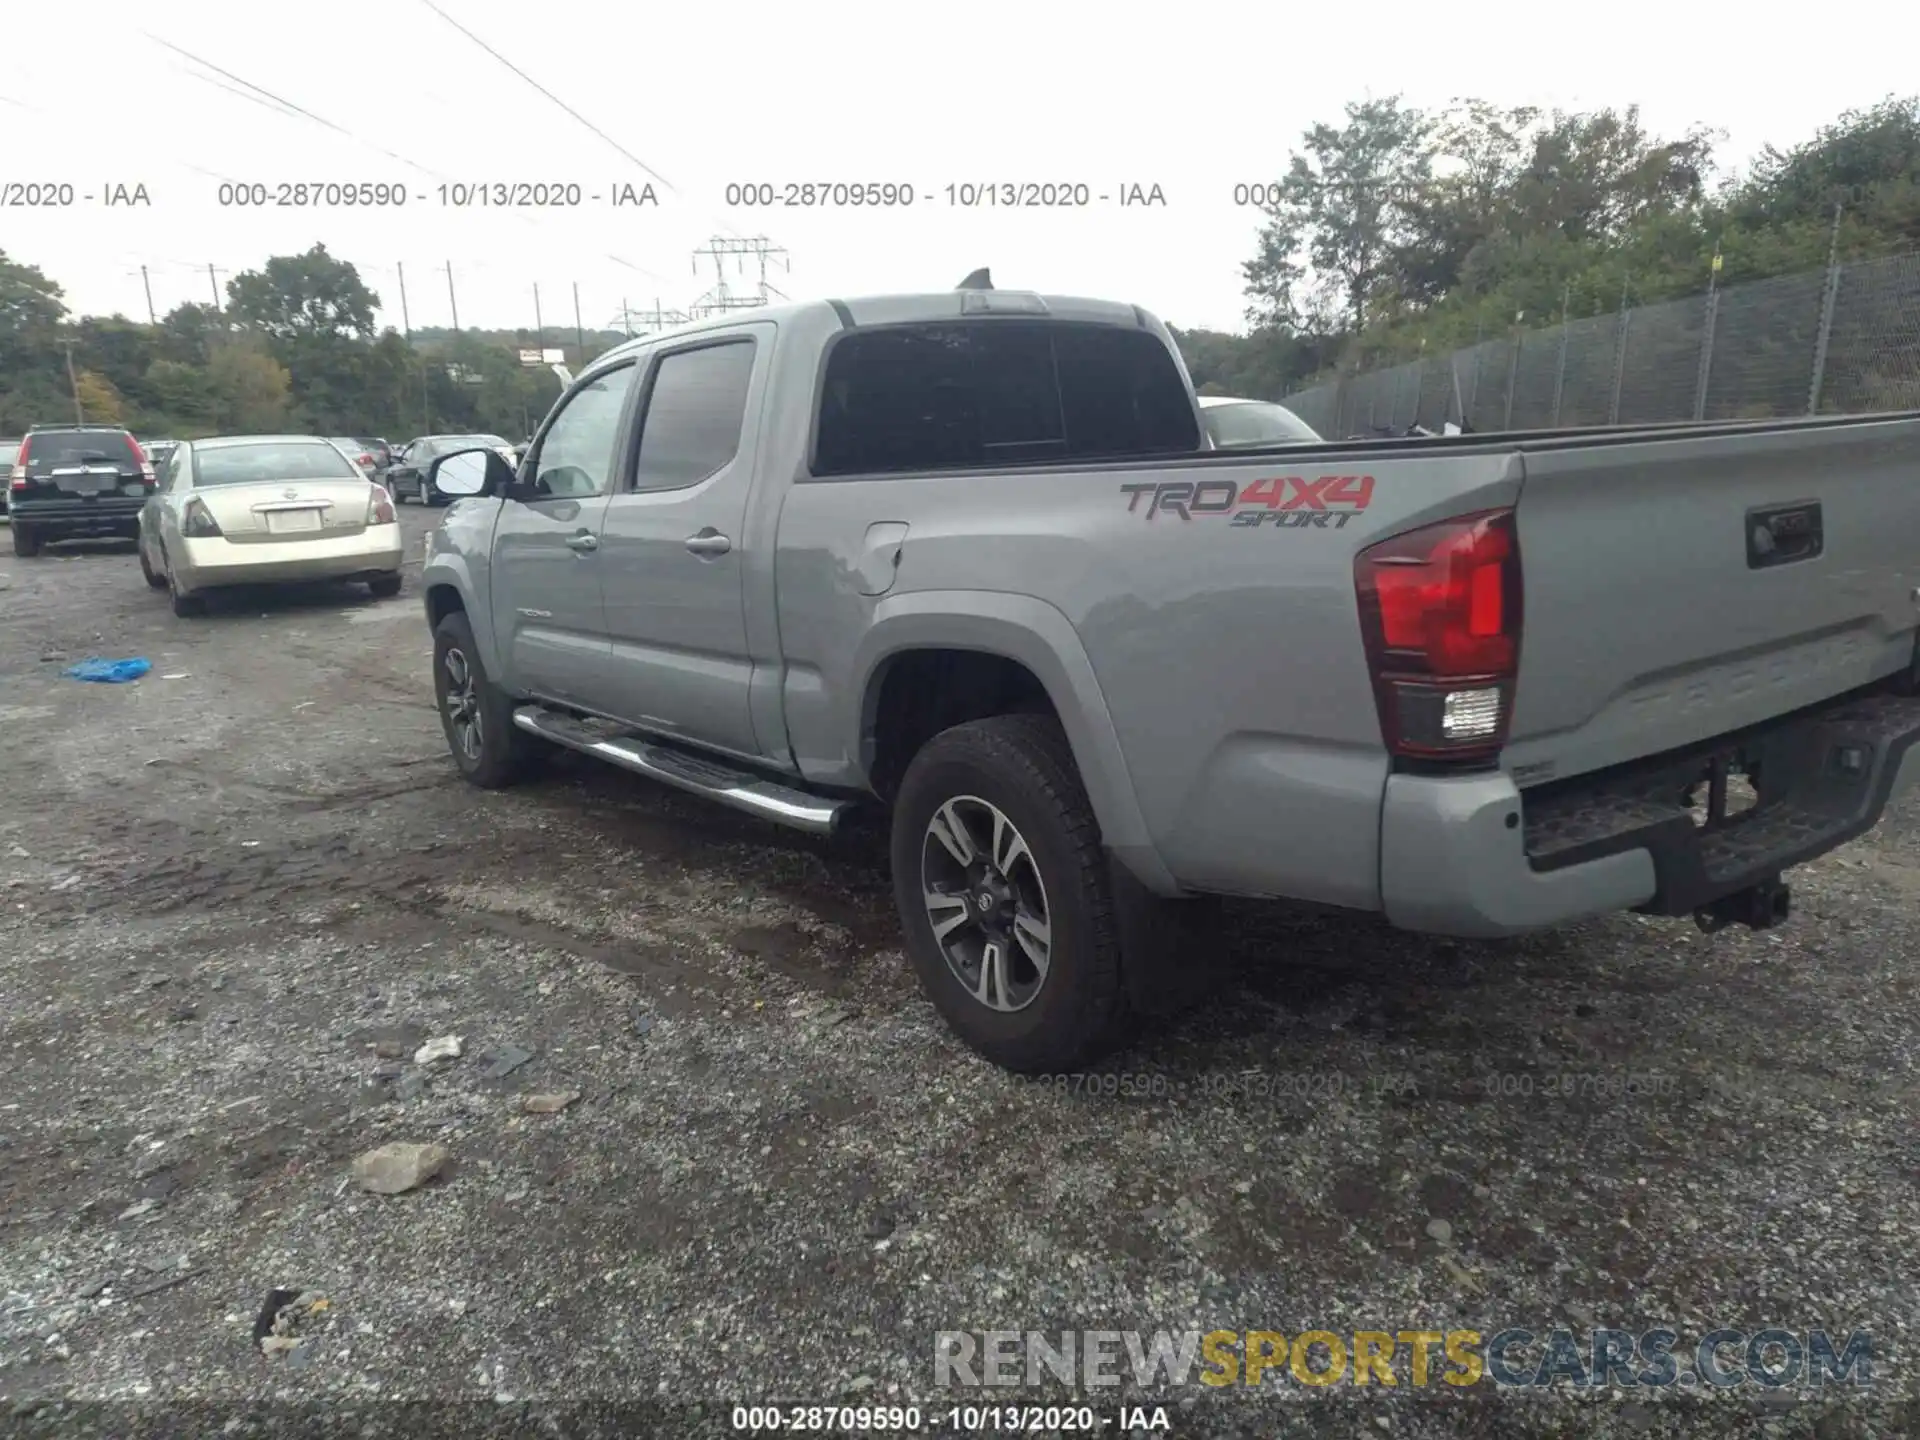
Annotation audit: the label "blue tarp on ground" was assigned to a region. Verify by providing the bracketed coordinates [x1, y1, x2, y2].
[64, 658, 151, 683]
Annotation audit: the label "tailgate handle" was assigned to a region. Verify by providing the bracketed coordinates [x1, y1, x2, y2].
[1746, 501, 1823, 570]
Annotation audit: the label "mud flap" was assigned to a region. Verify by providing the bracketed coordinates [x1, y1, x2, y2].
[1110, 856, 1195, 1020]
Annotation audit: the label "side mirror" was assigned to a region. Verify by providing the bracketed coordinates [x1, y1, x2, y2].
[427, 446, 514, 498]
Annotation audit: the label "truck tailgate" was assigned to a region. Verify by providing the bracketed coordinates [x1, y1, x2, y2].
[1503, 414, 1920, 786]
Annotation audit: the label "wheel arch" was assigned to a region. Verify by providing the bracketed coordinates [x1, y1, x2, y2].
[851, 591, 1178, 895]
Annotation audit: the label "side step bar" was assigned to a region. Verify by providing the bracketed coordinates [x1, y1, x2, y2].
[511, 705, 849, 836]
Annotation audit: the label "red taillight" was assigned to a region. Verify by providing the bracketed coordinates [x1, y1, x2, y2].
[366, 486, 396, 525]
[181, 497, 222, 538]
[1355, 509, 1522, 761]
[125, 436, 154, 485]
[11, 435, 30, 490]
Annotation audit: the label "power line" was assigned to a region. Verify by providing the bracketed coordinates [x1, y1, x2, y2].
[412, 0, 677, 194]
[138, 29, 675, 288]
[143, 33, 355, 140]
[410, 0, 759, 253]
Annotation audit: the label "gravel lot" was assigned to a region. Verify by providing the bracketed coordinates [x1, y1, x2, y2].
[1, 507, 1917, 1439]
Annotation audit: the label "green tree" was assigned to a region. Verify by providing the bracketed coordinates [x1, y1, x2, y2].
[1245, 96, 1434, 333]
[0, 251, 70, 432]
[206, 341, 294, 433]
[73, 371, 125, 424]
[225, 244, 379, 339]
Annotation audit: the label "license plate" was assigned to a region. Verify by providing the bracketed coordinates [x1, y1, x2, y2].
[53, 472, 117, 495]
[266, 509, 323, 534]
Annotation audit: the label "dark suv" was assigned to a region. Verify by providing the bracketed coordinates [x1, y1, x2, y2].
[8, 424, 156, 557]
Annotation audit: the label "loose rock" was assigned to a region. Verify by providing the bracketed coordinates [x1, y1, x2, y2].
[414, 1035, 463, 1064]
[351, 1142, 450, 1195]
[522, 1091, 579, 1114]
[480, 1044, 534, 1080]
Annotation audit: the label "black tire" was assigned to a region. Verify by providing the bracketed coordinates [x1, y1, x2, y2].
[890, 713, 1131, 1073]
[433, 610, 541, 788]
[368, 572, 403, 599]
[139, 541, 167, 589]
[164, 555, 205, 616]
[11, 524, 43, 558]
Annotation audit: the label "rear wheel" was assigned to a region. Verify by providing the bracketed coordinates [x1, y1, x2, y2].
[433, 611, 541, 788]
[139, 541, 168, 589]
[368, 572, 403, 599]
[11, 524, 43, 558]
[165, 556, 205, 617]
[890, 713, 1131, 1074]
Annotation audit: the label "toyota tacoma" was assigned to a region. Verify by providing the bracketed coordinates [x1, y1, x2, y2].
[415, 277, 1920, 1072]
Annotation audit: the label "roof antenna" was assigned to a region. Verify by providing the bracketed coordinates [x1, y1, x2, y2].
[956, 268, 993, 291]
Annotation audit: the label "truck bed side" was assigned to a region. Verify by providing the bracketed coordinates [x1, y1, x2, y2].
[775, 446, 1521, 912]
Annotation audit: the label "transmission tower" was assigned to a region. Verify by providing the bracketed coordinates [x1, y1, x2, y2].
[689, 236, 790, 318]
[608, 299, 693, 337]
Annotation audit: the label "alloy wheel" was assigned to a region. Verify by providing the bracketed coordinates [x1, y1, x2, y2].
[919, 796, 1053, 1012]
[441, 645, 484, 763]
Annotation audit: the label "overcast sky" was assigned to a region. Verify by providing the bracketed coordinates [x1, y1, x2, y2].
[3, 1, 1908, 337]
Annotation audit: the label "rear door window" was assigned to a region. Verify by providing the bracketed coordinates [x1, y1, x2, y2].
[629, 341, 756, 493]
[811, 321, 1199, 478]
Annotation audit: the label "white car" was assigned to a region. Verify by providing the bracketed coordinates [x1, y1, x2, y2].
[137, 435, 405, 617]
[1198, 394, 1323, 448]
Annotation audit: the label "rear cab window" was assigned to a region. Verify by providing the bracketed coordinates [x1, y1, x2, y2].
[811, 320, 1198, 477]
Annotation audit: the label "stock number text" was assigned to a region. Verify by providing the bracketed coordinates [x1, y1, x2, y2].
[218, 181, 407, 208]
[730, 1405, 921, 1432]
[726, 181, 915, 208]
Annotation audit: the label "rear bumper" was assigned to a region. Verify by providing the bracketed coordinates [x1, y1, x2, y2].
[10, 497, 143, 533]
[1380, 685, 1920, 938]
[174, 527, 405, 592]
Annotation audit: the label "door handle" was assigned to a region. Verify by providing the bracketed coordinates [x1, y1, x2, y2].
[684, 530, 732, 557]
[566, 532, 599, 552]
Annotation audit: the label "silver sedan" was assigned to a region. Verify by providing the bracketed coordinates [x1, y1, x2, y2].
[137, 435, 406, 617]
[1197, 394, 1324, 448]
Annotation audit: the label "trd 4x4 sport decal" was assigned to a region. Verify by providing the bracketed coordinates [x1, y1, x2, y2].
[1119, 475, 1376, 528]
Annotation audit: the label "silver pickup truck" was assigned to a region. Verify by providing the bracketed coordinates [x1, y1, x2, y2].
[417, 282, 1920, 1073]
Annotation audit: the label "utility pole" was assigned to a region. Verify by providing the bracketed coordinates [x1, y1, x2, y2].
[397, 261, 413, 337]
[61, 339, 85, 423]
[533, 283, 544, 348]
[207, 263, 225, 311]
[573, 281, 585, 359]
[139, 265, 157, 326]
[444, 261, 459, 332]
[620, 296, 632, 338]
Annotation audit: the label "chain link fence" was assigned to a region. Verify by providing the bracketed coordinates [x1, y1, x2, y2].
[1281, 250, 1920, 437]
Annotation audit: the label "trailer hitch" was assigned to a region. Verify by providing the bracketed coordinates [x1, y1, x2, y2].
[1694, 878, 1791, 934]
